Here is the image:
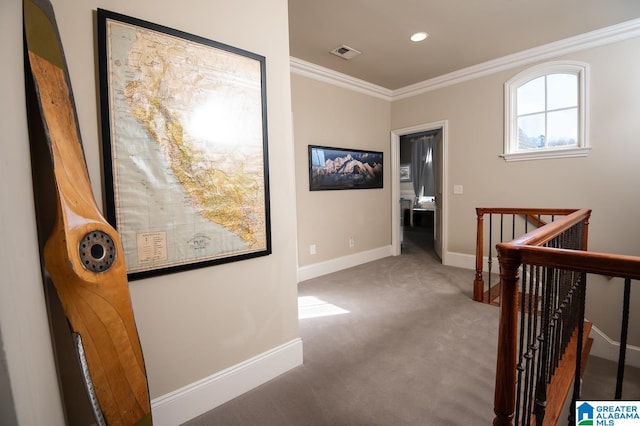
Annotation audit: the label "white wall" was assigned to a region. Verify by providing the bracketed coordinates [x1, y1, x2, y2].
[1, 0, 299, 423]
[292, 74, 392, 269]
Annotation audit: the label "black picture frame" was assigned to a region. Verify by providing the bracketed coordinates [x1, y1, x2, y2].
[97, 9, 271, 280]
[308, 145, 383, 191]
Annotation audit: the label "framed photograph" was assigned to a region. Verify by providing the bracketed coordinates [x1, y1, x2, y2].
[308, 145, 383, 191]
[98, 9, 271, 280]
[399, 164, 411, 182]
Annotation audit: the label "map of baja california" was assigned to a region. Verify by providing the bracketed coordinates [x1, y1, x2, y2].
[106, 20, 268, 273]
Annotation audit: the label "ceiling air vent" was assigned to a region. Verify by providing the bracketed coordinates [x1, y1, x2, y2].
[330, 44, 361, 60]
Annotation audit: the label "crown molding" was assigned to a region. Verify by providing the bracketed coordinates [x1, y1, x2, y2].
[289, 57, 393, 101]
[393, 18, 640, 100]
[290, 18, 640, 102]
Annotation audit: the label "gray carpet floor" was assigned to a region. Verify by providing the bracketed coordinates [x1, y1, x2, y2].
[184, 227, 639, 425]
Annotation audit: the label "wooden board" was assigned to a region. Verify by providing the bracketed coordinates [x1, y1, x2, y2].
[23, 0, 152, 424]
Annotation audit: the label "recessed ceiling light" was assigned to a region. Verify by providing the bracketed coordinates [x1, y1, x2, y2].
[410, 32, 428, 42]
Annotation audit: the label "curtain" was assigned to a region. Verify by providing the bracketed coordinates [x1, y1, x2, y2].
[411, 136, 435, 200]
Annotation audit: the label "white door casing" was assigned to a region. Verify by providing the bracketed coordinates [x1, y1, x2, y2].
[390, 121, 448, 262]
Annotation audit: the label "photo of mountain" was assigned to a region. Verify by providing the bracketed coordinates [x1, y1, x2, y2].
[309, 145, 383, 190]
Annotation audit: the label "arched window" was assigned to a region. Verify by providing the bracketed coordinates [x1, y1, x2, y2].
[502, 61, 590, 161]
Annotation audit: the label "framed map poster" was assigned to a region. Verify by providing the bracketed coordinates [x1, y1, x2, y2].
[97, 9, 271, 280]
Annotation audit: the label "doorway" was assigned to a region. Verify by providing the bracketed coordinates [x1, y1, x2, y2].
[390, 121, 448, 262]
[399, 130, 439, 254]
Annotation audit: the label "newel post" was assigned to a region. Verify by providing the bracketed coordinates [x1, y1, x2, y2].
[493, 243, 520, 426]
[582, 211, 591, 251]
[473, 208, 485, 301]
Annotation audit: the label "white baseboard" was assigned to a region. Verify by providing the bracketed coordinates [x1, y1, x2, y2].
[150, 338, 303, 426]
[443, 251, 476, 270]
[298, 245, 393, 282]
[298, 249, 478, 283]
[445, 251, 503, 273]
[588, 324, 640, 368]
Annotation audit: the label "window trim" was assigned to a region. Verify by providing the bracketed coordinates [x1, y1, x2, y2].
[502, 61, 590, 162]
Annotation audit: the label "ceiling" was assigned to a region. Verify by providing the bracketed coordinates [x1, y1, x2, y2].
[288, 0, 640, 90]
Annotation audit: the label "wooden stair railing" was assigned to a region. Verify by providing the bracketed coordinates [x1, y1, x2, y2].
[473, 208, 579, 304]
[493, 209, 639, 425]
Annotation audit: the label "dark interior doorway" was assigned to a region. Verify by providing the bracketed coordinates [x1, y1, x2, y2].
[399, 129, 441, 255]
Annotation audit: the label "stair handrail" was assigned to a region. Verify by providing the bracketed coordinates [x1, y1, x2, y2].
[493, 208, 640, 425]
[474, 207, 579, 303]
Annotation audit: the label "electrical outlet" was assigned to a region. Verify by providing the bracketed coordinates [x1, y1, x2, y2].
[349, 237, 355, 248]
[453, 184, 463, 195]
[310, 244, 316, 255]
